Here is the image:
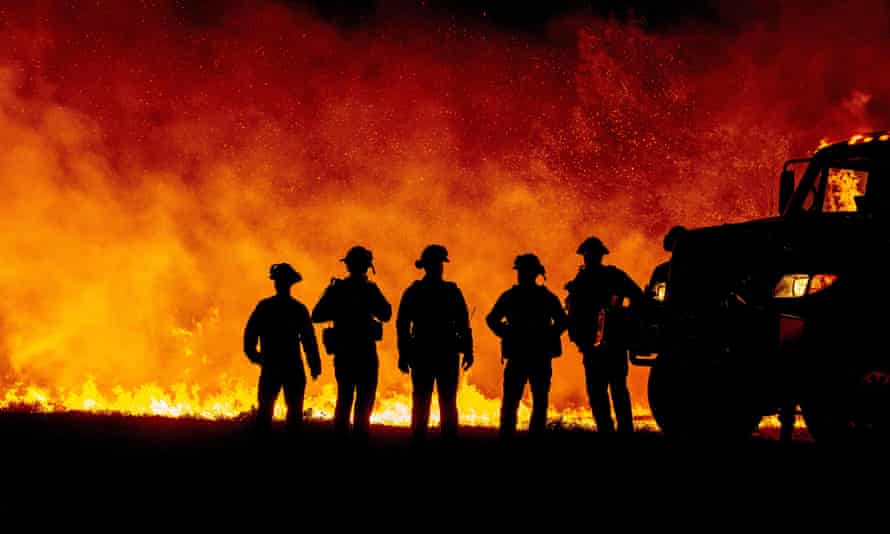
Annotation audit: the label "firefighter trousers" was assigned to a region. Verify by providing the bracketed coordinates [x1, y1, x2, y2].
[583, 349, 633, 433]
[500, 357, 552, 438]
[410, 352, 460, 443]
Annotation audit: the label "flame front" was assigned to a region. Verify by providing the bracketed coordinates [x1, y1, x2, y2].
[0, 375, 656, 431]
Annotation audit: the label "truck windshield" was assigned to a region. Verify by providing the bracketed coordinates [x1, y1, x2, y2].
[793, 163, 872, 214]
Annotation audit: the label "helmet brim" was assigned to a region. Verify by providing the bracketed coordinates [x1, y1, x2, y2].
[415, 257, 449, 268]
[270, 273, 302, 283]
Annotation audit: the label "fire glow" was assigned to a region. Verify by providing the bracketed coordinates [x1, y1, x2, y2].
[0, 1, 887, 432]
[0, 376, 633, 430]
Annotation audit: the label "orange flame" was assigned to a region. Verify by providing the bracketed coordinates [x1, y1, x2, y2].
[0, 377, 657, 431]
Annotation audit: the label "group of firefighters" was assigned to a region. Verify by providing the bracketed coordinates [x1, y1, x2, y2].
[243, 233, 676, 443]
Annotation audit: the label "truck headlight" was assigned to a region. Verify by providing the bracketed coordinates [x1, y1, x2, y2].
[773, 274, 838, 298]
[653, 282, 667, 303]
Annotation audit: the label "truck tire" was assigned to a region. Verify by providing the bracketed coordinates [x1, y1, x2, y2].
[802, 368, 890, 444]
[648, 357, 680, 432]
[649, 354, 758, 440]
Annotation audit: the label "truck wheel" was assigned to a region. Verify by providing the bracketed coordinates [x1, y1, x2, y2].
[648, 358, 680, 432]
[649, 355, 758, 440]
[802, 368, 890, 444]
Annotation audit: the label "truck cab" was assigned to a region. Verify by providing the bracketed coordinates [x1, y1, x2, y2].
[633, 131, 890, 441]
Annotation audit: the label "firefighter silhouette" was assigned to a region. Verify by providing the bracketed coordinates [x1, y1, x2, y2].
[396, 244, 473, 445]
[645, 225, 687, 299]
[244, 262, 321, 435]
[311, 246, 391, 442]
[566, 237, 643, 434]
[487, 254, 567, 439]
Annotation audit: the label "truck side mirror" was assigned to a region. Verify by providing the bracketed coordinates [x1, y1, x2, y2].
[779, 169, 795, 214]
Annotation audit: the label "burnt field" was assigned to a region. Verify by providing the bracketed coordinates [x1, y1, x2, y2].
[1, 410, 883, 516]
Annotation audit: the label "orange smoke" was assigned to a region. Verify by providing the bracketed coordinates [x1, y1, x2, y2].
[0, 1, 888, 427]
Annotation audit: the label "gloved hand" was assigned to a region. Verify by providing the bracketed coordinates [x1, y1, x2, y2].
[461, 352, 474, 371]
[247, 351, 263, 366]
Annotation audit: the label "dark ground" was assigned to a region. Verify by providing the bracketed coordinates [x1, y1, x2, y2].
[0, 411, 885, 523]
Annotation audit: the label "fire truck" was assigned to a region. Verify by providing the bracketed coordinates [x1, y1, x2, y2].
[632, 131, 890, 441]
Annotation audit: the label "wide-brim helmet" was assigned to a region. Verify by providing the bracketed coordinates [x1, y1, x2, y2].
[513, 253, 546, 276]
[415, 244, 450, 269]
[269, 262, 302, 283]
[576, 236, 609, 256]
[341, 245, 374, 269]
[663, 225, 688, 253]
